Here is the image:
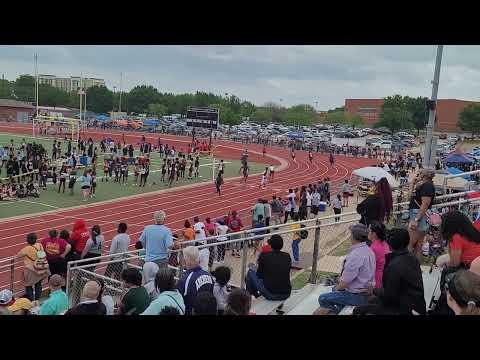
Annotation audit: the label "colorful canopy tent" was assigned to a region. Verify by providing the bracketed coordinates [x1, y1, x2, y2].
[444, 151, 474, 164]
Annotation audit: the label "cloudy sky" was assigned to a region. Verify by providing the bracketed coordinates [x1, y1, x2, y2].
[1, 45, 479, 109]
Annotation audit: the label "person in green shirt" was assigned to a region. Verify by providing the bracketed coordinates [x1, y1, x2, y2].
[141, 268, 185, 315]
[39, 275, 69, 315]
[118, 268, 150, 315]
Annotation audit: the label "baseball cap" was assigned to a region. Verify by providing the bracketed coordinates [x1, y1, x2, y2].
[8, 297, 32, 312]
[0, 289, 14, 306]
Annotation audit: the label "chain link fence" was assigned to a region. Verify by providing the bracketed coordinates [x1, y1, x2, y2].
[2, 190, 479, 312]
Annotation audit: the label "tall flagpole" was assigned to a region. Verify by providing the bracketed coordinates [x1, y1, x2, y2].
[119, 72, 123, 114]
[424, 45, 444, 168]
[33, 53, 39, 137]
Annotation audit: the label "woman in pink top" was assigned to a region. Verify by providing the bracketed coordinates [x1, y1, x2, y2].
[368, 221, 390, 288]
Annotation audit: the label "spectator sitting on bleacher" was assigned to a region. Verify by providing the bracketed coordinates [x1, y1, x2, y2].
[176, 246, 215, 315]
[141, 268, 185, 315]
[39, 275, 69, 315]
[446, 270, 480, 315]
[7, 297, 33, 315]
[431, 211, 480, 315]
[193, 291, 218, 315]
[65, 281, 106, 315]
[212, 266, 231, 315]
[142, 262, 160, 302]
[353, 228, 426, 315]
[245, 234, 292, 301]
[0, 289, 14, 315]
[224, 289, 253, 315]
[317, 223, 375, 315]
[436, 211, 480, 271]
[117, 268, 150, 315]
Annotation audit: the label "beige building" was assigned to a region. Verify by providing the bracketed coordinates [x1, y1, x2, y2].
[38, 75, 105, 92]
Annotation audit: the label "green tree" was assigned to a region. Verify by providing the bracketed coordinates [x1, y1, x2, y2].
[458, 104, 480, 137]
[0, 79, 14, 99]
[345, 113, 364, 129]
[13, 75, 36, 102]
[147, 103, 168, 118]
[85, 86, 113, 114]
[285, 105, 315, 126]
[405, 96, 428, 135]
[375, 105, 413, 135]
[251, 108, 274, 124]
[126, 85, 161, 114]
[38, 84, 70, 107]
[324, 111, 345, 132]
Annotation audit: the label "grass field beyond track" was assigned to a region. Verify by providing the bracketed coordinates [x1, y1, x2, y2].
[0, 133, 267, 218]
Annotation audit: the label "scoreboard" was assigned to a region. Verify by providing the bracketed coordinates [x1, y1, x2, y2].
[186, 107, 219, 129]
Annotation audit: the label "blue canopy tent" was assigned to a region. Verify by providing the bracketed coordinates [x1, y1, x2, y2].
[444, 151, 474, 164]
[143, 118, 160, 127]
[447, 166, 472, 180]
[96, 114, 110, 122]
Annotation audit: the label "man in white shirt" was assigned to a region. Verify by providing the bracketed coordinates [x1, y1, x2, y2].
[215, 218, 229, 263]
[193, 216, 206, 242]
[193, 216, 209, 271]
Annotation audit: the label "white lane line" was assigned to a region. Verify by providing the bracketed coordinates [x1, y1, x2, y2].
[17, 199, 59, 209]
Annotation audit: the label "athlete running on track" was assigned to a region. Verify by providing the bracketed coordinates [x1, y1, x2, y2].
[291, 148, 296, 162]
[308, 151, 313, 163]
[329, 152, 335, 167]
[259, 168, 268, 189]
[239, 164, 249, 183]
[215, 171, 224, 197]
[262, 145, 266, 157]
[269, 164, 275, 182]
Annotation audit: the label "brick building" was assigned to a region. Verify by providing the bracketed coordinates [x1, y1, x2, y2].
[344, 98, 480, 132]
[0, 99, 34, 123]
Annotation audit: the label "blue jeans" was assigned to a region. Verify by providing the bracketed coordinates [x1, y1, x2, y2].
[318, 289, 368, 314]
[25, 281, 43, 301]
[246, 269, 290, 301]
[292, 239, 301, 262]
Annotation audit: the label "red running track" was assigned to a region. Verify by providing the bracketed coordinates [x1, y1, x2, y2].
[0, 123, 378, 291]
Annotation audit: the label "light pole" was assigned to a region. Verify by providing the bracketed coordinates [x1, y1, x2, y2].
[424, 45, 444, 169]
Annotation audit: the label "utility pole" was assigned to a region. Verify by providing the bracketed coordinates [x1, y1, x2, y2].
[34, 54, 39, 117]
[424, 45, 444, 169]
[119, 72, 123, 114]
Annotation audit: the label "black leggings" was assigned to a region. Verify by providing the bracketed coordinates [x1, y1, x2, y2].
[284, 209, 294, 223]
[58, 178, 66, 193]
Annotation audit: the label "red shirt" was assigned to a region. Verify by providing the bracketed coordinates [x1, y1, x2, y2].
[205, 223, 215, 236]
[450, 222, 480, 266]
[228, 216, 243, 232]
[41, 236, 68, 261]
[261, 244, 272, 253]
[71, 228, 90, 253]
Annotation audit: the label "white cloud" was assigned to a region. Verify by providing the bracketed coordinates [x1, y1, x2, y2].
[0, 45, 479, 109]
